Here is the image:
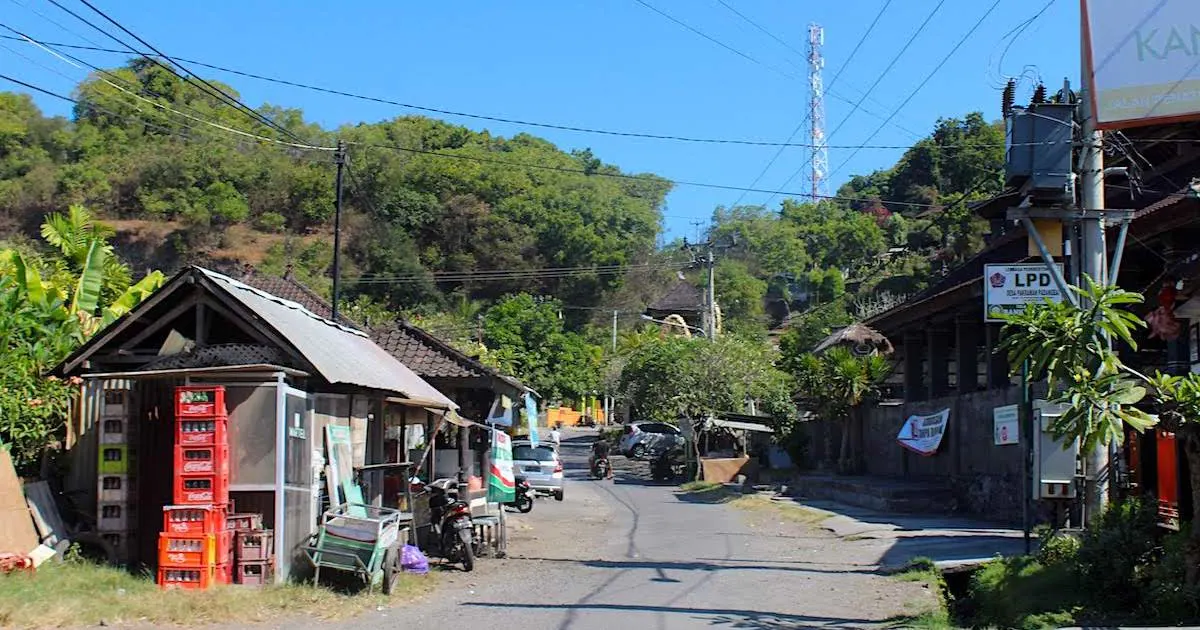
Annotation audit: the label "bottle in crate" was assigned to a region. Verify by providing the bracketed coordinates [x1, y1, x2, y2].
[174, 444, 229, 476]
[174, 475, 229, 505]
[176, 419, 228, 448]
[158, 564, 230, 590]
[98, 474, 134, 502]
[98, 444, 135, 475]
[158, 531, 233, 568]
[100, 531, 136, 561]
[234, 530, 273, 563]
[101, 388, 128, 418]
[234, 560, 274, 586]
[175, 386, 227, 418]
[225, 513, 263, 532]
[163, 504, 227, 535]
[98, 417, 135, 445]
[97, 502, 133, 531]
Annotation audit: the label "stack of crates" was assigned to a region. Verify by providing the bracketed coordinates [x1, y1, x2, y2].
[158, 386, 232, 590]
[96, 387, 136, 562]
[228, 513, 274, 585]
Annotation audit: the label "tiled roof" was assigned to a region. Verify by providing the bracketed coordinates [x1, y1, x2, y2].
[647, 280, 704, 314]
[237, 270, 521, 389]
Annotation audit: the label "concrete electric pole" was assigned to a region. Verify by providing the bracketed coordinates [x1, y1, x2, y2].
[1079, 14, 1109, 520]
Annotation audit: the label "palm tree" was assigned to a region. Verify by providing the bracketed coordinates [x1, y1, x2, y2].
[793, 345, 892, 473]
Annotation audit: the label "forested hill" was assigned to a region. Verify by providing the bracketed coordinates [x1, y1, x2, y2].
[0, 59, 672, 315]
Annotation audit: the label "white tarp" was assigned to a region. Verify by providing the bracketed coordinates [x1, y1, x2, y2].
[1084, 0, 1200, 128]
[896, 409, 950, 457]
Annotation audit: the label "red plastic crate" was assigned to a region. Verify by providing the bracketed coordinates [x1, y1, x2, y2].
[173, 475, 229, 506]
[234, 560, 274, 586]
[226, 513, 264, 532]
[235, 530, 274, 562]
[174, 444, 230, 476]
[158, 564, 230, 590]
[175, 386, 227, 418]
[158, 531, 233, 568]
[176, 418, 228, 448]
[163, 504, 228, 535]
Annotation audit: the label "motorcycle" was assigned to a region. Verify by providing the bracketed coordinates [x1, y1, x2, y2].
[505, 475, 535, 513]
[650, 445, 686, 482]
[591, 456, 611, 479]
[423, 478, 476, 571]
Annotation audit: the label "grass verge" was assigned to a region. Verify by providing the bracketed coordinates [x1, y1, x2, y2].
[0, 561, 435, 629]
[885, 558, 955, 630]
[967, 556, 1080, 630]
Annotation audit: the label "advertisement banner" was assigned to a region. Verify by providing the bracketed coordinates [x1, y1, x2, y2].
[897, 409, 950, 457]
[993, 404, 1020, 446]
[487, 429, 515, 503]
[525, 395, 539, 448]
[1084, 0, 1200, 128]
[984, 263, 1065, 322]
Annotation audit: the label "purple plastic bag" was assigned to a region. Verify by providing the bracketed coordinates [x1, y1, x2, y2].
[400, 544, 429, 574]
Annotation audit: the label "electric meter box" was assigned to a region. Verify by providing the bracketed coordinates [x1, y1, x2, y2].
[1031, 399, 1080, 500]
[1005, 103, 1076, 205]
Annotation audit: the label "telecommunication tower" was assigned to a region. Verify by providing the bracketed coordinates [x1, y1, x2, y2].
[807, 23, 829, 202]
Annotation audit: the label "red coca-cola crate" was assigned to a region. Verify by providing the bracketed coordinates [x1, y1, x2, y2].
[175, 386, 227, 418]
[158, 564, 230, 590]
[176, 418, 228, 448]
[158, 531, 233, 568]
[174, 445, 230, 476]
[234, 560, 274, 586]
[234, 530, 274, 562]
[173, 474, 229, 506]
[163, 504, 227, 535]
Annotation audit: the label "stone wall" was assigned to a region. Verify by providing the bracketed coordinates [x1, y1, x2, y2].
[803, 386, 1041, 523]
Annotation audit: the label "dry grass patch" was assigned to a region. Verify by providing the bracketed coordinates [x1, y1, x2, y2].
[0, 561, 434, 629]
[727, 493, 831, 526]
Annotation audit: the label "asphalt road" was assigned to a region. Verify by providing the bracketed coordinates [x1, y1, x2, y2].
[326, 429, 926, 630]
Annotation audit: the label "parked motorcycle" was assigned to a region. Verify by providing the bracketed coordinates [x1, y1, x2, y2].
[650, 445, 685, 482]
[505, 475, 535, 513]
[591, 456, 611, 479]
[423, 478, 476, 571]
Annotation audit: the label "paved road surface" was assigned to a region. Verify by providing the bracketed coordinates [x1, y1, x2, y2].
[307, 429, 929, 630]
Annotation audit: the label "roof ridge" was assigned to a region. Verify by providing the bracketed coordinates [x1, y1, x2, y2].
[196, 267, 368, 339]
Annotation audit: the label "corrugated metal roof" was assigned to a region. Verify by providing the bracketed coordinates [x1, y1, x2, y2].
[198, 268, 456, 409]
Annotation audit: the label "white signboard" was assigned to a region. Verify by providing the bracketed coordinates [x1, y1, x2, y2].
[1084, 0, 1200, 128]
[896, 409, 950, 457]
[993, 404, 1019, 446]
[984, 263, 1064, 322]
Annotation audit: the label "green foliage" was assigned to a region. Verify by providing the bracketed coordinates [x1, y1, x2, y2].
[968, 556, 1081, 630]
[1077, 497, 1160, 610]
[999, 277, 1157, 452]
[1033, 525, 1081, 566]
[790, 346, 892, 422]
[617, 335, 793, 426]
[480, 294, 601, 401]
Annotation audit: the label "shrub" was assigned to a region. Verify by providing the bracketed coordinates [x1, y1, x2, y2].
[1033, 524, 1080, 566]
[1076, 497, 1159, 612]
[969, 556, 1081, 629]
[1140, 530, 1200, 624]
[255, 211, 287, 233]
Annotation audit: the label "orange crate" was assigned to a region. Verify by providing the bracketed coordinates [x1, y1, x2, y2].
[174, 445, 230, 476]
[158, 564, 230, 590]
[158, 531, 233, 568]
[163, 504, 227, 535]
[173, 474, 229, 506]
[176, 419, 228, 448]
[175, 386, 227, 418]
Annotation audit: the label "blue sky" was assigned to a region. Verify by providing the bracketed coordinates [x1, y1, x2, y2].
[1, 0, 1079, 242]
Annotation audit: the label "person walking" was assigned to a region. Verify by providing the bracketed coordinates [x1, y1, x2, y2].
[549, 425, 561, 450]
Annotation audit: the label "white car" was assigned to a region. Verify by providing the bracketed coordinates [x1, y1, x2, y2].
[511, 440, 564, 501]
[618, 422, 683, 459]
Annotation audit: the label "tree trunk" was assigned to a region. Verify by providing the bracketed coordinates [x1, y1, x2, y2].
[1185, 428, 1200, 587]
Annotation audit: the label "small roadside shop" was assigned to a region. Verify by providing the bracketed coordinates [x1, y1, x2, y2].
[55, 266, 458, 585]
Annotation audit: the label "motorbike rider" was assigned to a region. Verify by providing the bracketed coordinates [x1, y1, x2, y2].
[590, 439, 613, 479]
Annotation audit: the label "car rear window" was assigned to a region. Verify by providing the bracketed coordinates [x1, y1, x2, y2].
[513, 445, 556, 462]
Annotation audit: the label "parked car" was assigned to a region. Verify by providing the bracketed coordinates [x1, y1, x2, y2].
[511, 440, 564, 501]
[618, 422, 683, 459]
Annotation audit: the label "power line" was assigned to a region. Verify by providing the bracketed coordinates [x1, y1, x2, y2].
[828, 0, 1005, 181]
[0, 27, 335, 151]
[44, 0, 306, 146]
[0, 32, 932, 148]
[714, 0, 804, 59]
[631, 0, 795, 79]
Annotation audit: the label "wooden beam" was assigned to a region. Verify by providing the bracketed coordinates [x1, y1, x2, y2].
[195, 301, 207, 346]
[118, 293, 199, 352]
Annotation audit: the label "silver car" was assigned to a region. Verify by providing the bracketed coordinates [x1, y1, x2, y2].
[618, 422, 684, 459]
[512, 441, 564, 501]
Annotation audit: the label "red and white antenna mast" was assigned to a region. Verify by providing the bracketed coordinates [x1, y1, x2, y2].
[807, 23, 829, 202]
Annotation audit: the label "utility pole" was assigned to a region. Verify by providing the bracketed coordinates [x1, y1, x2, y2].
[1079, 16, 1109, 520]
[606, 309, 617, 425]
[331, 139, 346, 322]
[706, 247, 717, 340]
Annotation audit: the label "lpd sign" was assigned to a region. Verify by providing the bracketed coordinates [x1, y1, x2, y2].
[983, 263, 1064, 322]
